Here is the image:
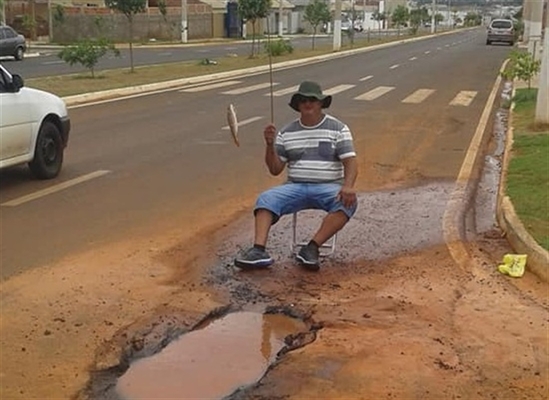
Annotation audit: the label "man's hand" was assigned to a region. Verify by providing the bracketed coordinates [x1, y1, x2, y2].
[264, 124, 276, 146]
[337, 186, 357, 208]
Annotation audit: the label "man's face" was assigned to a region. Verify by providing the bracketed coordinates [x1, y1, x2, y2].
[297, 96, 323, 115]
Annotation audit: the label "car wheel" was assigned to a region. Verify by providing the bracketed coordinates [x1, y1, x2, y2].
[486, 40, 491, 45]
[28, 121, 64, 179]
[14, 46, 24, 61]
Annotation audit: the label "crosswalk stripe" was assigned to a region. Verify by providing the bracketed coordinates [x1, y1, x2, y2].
[449, 91, 477, 106]
[267, 85, 299, 97]
[409, 57, 417, 61]
[323, 84, 355, 95]
[222, 116, 264, 130]
[359, 75, 373, 82]
[181, 80, 241, 92]
[402, 89, 435, 104]
[390, 64, 400, 69]
[354, 86, 395, 101]
[222, 82, 279, 95]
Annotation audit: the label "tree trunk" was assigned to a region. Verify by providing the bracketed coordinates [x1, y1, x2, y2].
[129, 15, 134, 73]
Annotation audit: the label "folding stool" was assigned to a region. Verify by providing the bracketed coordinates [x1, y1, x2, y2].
[290, 212, 337, 256]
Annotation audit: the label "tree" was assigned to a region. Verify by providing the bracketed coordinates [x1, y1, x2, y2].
[105, 0, 146, 73]
[303, 0, 331, 49]
[371, 10, 386, 32]
[238, 0, 270, 57]
[391, 5, 409, 35]
[58, 39, 120, 78]
[409, 8, 426, 35]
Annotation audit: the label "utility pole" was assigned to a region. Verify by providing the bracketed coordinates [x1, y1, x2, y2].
[48, 0, 53, 42]
[528, 0, 544, 60]
[535, 0, 548, 123]
[278, 0, 283, 36]
[181, 0, 187, 43]
[1, 0, 6, 25]
[333, 0, 342, 51]
[522, 0, 532, 43]
[431, 0, 436, 33]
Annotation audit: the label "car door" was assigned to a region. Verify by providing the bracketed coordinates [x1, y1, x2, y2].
[0, 28, 7, 57]
[0, 67, 33, 162]
[2, 27, 18, 55]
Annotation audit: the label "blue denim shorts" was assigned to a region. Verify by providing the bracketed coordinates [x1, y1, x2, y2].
[254, 182, 357, 224]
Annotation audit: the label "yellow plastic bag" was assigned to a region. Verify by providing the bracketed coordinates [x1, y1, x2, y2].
[498, 254, 527, 278]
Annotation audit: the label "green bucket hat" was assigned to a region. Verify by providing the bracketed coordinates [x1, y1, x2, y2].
[289, 81, 332, 112]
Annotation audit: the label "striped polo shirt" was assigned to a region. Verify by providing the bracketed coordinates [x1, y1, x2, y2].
[275, 114, 356, 183]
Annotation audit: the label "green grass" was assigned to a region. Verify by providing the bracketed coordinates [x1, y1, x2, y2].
[25, 34, 417, 98]
[507, 88, 549, 250]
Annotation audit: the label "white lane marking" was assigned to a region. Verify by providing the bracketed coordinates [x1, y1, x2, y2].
[425, 50, 431, 54]
[43, 60, 65, 65]
[359, 75, 373, 82]
[449, 91, 477, 106]
[2, 170, 111, 207]
[222, 116, 263, 130]
[323, 84, 355, 95]
[354, 86, 395, 101]
[409, 56, 418, 61]
[389, 64, 400, 69]
[445, 44, 450, 47]
[402, 88, 435, 104]
[180, 80, 241, 92]
[266, 85, 299, 97]
[437, 47, 442, 50]
[222, 82, 279, 95]
[157, 52, 172, 57]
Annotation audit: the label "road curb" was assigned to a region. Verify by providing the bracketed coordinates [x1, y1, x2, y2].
[496, 86, 549, 282]
[62, 31, 457, 107]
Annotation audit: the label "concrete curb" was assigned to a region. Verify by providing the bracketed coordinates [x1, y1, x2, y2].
[496, 86, 549, 282]
[62, 30, 457, 107]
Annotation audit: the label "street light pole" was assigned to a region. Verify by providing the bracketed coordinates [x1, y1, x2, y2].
[333, 0, 342, 51]
[535, 0, 548, 123]
[278, 0, 283, 36]
[48, 0, 53, 42]
[181, 0, 187, 43]
[431, 0, 436, 33]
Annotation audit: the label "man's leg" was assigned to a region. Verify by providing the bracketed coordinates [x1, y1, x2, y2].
[254, 208, 275, 247]
[296, 183, 357, 270]
[311, 210, 349, 246]
[235, 183, 307, 269]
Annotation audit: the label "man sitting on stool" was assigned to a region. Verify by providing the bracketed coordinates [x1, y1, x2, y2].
[234, 81, 358, 272]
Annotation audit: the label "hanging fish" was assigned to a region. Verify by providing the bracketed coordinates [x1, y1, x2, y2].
[227, 104, 240, 147]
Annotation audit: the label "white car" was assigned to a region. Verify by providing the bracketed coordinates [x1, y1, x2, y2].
[0, 64, 70, 179]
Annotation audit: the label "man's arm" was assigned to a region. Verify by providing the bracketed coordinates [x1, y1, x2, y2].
[341, 156, 358, 188]
[265, 143, 286, 176]
[264, 124, 286, 176]
[338, 156, 358, 208]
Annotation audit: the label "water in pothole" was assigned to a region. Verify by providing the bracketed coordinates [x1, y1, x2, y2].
[116, 311, 307, 399]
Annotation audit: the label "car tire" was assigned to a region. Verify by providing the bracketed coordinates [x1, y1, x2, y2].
[28, 121, 64, 179]
[14, 46, 24, 61]
[486, 40, 491, 45]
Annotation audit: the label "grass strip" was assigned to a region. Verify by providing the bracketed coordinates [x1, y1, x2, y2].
[507, 88, 549, 250]
[25, 35, 421, 97]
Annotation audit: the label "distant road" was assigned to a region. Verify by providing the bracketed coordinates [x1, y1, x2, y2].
[3, 30, 407, 78]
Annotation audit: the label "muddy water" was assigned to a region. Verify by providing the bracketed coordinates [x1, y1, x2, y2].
[115, 312, 306, 399]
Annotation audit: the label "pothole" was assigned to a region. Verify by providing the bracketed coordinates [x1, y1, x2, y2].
[86, 308, 315, 400]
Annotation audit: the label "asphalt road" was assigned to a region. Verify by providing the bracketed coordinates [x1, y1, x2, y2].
[0, 28, 512, 280]
[3, 30, 406, 78]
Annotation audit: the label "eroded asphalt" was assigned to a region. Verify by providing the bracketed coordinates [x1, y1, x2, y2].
[0, 97, 547, 400]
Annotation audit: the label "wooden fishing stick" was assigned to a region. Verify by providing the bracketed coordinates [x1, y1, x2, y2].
[266, 16, 274, 124]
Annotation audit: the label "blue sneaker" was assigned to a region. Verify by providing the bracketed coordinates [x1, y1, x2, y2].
[234, 247, 274, 269]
